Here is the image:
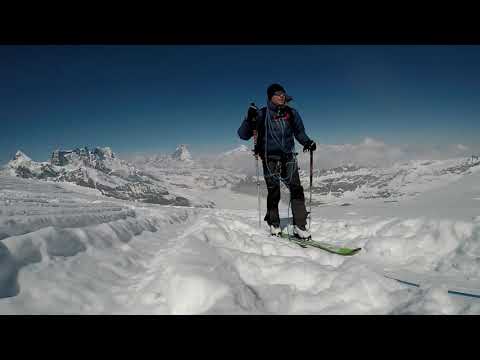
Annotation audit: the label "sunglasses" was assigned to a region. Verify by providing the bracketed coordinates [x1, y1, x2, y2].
[272, 91, 286, 97]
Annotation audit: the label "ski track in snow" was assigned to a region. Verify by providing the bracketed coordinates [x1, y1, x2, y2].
[2, 174, 480, 314]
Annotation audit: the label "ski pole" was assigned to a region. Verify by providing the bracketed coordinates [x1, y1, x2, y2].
[256, 153, 261, 228]
[250, 102, 261, 228]
[309, 148, 313, 230]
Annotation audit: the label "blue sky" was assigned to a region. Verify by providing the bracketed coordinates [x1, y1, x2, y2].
[1, 45, 480, 164]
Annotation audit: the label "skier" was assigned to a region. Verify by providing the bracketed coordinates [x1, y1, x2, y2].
[237, 83, 316, 239]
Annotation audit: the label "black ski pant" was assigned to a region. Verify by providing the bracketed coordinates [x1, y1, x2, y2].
[262, 154, 308, 228]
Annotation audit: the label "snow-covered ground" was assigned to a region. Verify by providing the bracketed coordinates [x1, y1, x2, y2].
[2, 160, 480, 314]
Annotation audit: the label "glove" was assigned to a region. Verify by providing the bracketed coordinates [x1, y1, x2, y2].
[303, 140, 316, 152]
[246, 103, 258, 124]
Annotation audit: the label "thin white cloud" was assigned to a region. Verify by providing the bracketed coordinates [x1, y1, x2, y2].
[361, 137, 386, 147]
[121, 138, 480, 175]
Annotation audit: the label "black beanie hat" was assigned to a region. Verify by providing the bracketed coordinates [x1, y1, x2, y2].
[267, 83, 292, 102]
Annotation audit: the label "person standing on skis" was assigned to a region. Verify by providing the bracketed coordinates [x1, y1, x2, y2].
[237, 83, 317, 239]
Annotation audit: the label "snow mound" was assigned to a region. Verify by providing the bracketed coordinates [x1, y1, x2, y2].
[0, 242, 19, 298]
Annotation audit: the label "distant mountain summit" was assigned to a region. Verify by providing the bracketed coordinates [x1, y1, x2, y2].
[221, 145, 251, 156]
[171, 144, 192, 161]
[5, 150, 53, 179]
[50, 146, 119, 168]
[14, 150, 32, 162]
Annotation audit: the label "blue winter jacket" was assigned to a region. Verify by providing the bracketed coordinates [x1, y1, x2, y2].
[237, 101, 312, 159]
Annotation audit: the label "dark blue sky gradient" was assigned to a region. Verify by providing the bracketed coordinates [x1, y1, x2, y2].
[1, 45, 480, 164]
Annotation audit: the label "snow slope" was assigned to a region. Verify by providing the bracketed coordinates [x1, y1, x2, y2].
[2, 164, 480, 314]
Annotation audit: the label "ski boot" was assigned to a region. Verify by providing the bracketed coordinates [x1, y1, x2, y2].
[270, 225, 281, 236]
[293, 225, 311, 241]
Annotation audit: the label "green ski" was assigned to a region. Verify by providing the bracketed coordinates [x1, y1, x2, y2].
[277, 233, 361, 256]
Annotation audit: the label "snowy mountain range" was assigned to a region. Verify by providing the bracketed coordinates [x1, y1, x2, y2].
[130, 146, 248, 192]
[230, 152, 480, 204]
[308, 156, 480, 201]
[3, 145, 480, 208]
[2, 147, 213, 208]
